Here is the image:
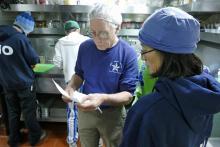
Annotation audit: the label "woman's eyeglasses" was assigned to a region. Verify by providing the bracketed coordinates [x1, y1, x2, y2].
[141, 49, 154, 56]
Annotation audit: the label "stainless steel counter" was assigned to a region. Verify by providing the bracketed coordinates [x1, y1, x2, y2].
[34, 67, 67, 122]
[35, 66, 66, 94]
[35, 66, 64, 78]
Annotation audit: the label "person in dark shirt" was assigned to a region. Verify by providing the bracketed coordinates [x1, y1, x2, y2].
[0, 12, 46, 147]
[62, 3, 138, 147]
[120, 7, 220, 147]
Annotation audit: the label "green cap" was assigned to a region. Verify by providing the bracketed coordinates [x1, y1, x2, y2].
[64, 20, 80, 31]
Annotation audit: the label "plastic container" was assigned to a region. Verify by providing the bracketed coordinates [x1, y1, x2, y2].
[64, 0, 76, 5]
[35, 0, 48, 4]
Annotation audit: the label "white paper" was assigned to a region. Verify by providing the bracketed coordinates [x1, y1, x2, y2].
[52, 79, 102, 113]
[52, 79, 86, 103]
[52, 79, 72, 99]
[72, 91, 87, 103]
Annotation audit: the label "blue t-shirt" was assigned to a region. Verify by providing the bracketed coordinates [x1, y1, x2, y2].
[75, 39, 138, 95]
[0, 25, 39, 90]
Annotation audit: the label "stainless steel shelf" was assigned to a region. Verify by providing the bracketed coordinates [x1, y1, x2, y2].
[2, 4, 159, 14]
[21, 107, 67, 122]
[3, 4, 92, 13]
[37, 117, 66, 122]
[121, 5, 159, 14]
[179, 1, 220, 13]
[200, 32, 220, 44]
[32, 28, 65, 35]
[118, 29, 139, 36]
[30, 28, 139, 36]
[4, 3, 220, 14]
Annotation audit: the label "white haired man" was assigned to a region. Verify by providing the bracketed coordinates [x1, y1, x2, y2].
[62, 3, 138, 147]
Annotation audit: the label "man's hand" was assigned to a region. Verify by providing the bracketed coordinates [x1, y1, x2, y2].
[31, 65, 35, 69]
[62, 86, 74, 103]
[77, 93, 106, 112]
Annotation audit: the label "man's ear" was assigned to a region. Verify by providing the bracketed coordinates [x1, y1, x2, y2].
[115, 25, 121, 33]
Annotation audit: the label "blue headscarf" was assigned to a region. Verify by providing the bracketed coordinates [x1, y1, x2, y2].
[139, 7, 200, 54]
[14, 12, 35, 35]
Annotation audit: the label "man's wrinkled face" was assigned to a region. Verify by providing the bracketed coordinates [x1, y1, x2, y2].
[89, 19, 117, 50]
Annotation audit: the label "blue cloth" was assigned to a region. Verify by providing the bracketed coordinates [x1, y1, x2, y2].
[67, 102, 78, 144]
[139, 7, 200, 54]
[0, 25, 39, 90]
[121, 72, 220, 147]
[14, 12, 35, 35]
[75, 38, 138, 95]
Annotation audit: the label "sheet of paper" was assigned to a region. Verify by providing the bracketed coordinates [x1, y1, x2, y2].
[52, 79, 72, 100]
[72, 91, 87, 103]
[52, 79, 102, 113]
[52, 79, 85, 103]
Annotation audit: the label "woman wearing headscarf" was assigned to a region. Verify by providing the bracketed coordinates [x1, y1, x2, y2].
[120, 7, 220, 147]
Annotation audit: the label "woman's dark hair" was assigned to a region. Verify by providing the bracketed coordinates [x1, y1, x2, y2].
[152, 51, 203, 79]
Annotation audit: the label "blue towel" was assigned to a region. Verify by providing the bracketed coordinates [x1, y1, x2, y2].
[67, 102, 78, 144]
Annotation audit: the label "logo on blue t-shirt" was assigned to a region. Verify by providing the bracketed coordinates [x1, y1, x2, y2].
[0, 45, 13, 55]
[109, 61, 122, 74]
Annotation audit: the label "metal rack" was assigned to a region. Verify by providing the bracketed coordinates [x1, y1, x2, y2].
[178, 1, 220, 46]
[2, 4, 159, 14]
[200, 32, 220, 44]
[30, 28, 139, 36]
[179, 0, 220, 13]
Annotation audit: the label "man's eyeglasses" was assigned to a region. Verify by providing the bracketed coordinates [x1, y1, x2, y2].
[89, 31, 109, 40]
[141, 49, 154, 56]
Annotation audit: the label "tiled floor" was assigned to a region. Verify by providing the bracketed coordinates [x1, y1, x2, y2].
[0, 122, 80, 147]
[2, 122, 219, 147]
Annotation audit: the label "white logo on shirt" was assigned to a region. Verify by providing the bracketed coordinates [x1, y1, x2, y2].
[109, 61, 122, 74]
[0, 45, 13, 55]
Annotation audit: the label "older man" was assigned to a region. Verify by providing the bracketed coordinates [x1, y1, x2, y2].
[62, 3, 138, 147]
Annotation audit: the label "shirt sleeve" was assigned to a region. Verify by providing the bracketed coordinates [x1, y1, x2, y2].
[21, 37, 39, 65]
[119, 50, 138, 95]
[53, 41, 63, 68]
[75, 44, 84, 80]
